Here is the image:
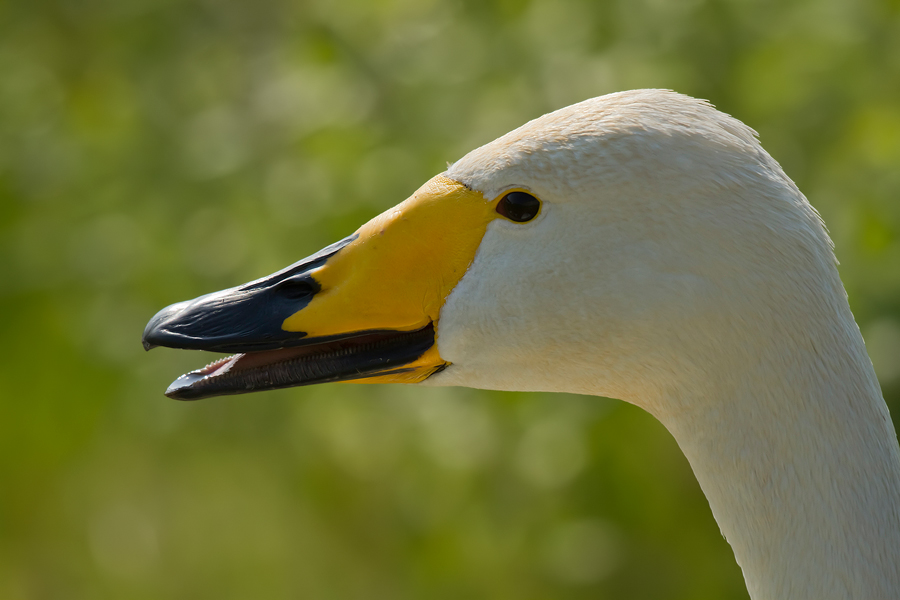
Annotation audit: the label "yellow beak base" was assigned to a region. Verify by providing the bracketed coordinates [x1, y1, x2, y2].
[279, 174, 498, 383]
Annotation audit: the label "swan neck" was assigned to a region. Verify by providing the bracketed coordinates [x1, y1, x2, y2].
[656, 329, 900, 599]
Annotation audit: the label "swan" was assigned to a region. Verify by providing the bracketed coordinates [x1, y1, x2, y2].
[143, 89, 900, 599]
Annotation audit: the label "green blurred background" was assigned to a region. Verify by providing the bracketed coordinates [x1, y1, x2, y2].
[2, 0, 900, 598]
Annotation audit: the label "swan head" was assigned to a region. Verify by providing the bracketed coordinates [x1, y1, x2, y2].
[142, 89, 900, 599]
[433, 89, 841, 409]
[143, 89, 837, 411]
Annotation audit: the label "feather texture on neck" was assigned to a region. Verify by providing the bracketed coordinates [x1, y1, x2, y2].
[427, 89, 900, 598]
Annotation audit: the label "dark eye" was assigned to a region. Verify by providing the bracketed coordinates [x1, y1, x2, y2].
[496, 191, 541, 223]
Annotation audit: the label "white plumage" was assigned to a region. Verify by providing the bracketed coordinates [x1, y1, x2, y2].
[424, 90, 900, 599]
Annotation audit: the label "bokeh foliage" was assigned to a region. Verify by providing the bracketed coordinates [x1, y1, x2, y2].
[2, 0, 900, 598]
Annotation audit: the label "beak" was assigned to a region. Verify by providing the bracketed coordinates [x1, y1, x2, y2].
[143, 175, 497, 400]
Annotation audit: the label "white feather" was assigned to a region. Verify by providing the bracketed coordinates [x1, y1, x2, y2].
[425, 89, 900, 599]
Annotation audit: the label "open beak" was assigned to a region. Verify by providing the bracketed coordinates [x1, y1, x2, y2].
[143, 175, 497, 400]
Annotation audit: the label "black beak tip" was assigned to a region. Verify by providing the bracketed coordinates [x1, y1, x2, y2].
[142, 300, 191, 352]
[142, 320, 161, 352]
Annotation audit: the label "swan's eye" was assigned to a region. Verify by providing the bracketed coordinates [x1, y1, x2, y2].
[496, 191, 541, 223]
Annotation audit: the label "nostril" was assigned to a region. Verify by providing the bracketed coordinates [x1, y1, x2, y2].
[276, 277, 318, 300]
